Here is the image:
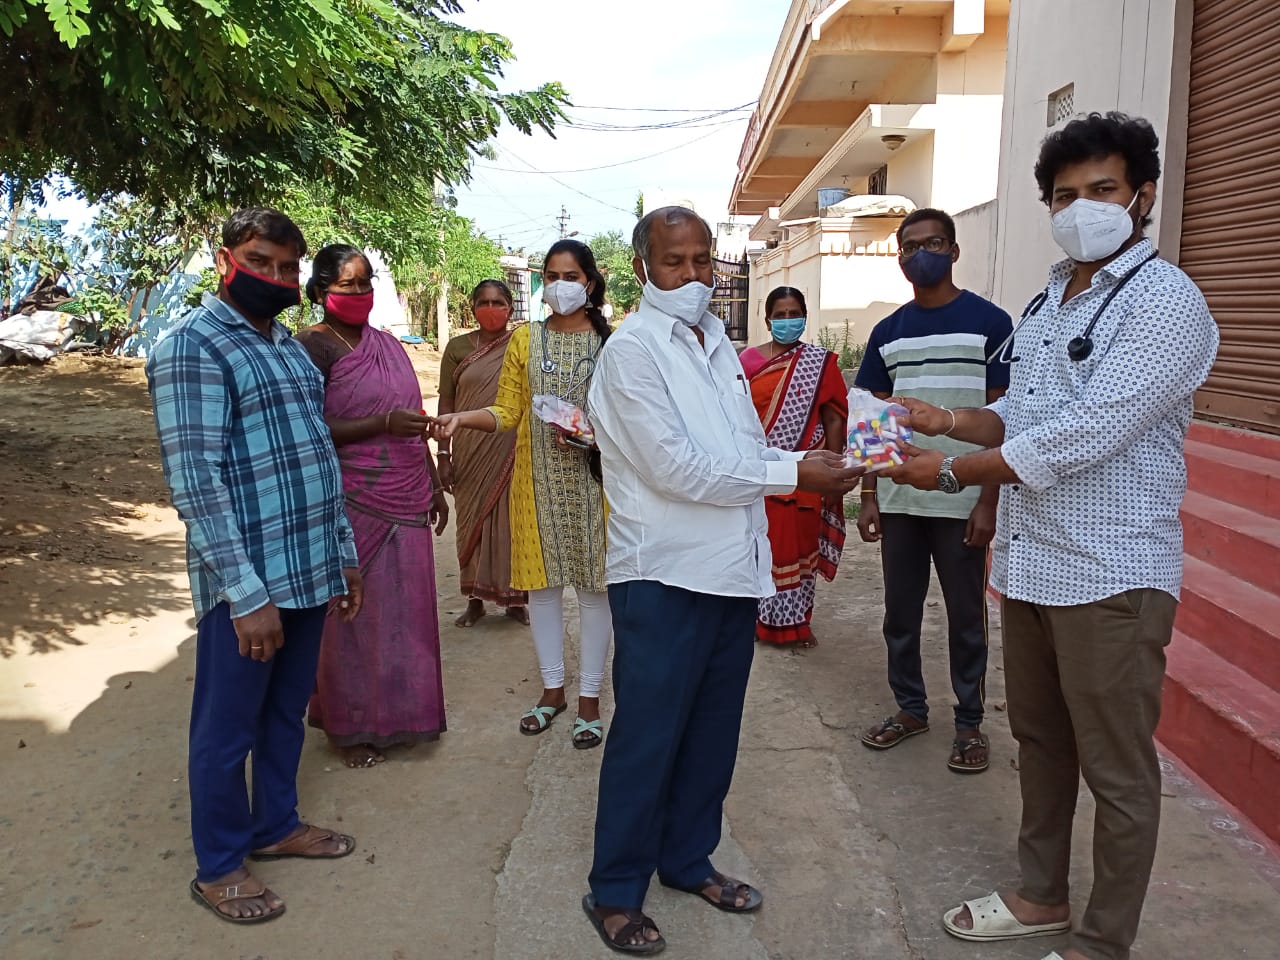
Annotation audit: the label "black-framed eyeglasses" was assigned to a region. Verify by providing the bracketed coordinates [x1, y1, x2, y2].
[899, 236, 951, 257]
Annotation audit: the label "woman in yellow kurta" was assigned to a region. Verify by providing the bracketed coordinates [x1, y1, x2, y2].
[435, 239, 611, 748]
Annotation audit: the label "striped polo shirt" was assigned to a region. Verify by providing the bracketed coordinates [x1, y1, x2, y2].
[854, 290, 1013, 519]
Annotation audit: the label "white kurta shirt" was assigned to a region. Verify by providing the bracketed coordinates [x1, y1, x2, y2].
[990, 239, 1219, 606]
[588, 299, 803, 598]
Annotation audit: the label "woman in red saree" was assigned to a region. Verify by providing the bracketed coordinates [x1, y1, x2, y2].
[296, 245, 449, 768]
[739, 286, 848, 647]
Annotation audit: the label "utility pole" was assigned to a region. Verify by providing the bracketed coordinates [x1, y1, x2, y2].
[556, 206, 571, 239]
[433, 178, 450, 348]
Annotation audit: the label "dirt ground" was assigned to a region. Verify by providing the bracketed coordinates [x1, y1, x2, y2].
[2, 349, 1279, 960]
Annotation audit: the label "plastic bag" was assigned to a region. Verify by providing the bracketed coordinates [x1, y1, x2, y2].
[531, 394, 595, 447]
[845, 387, 912, 471]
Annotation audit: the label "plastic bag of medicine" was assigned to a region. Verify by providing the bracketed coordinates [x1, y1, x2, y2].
[845, 388, 912, 471]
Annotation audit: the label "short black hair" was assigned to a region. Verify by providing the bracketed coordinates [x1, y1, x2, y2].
[1034, 112, 1161, 221]
[897, 208, 956, 245]
[305, 243, 371, 304]
[765, 286, 807, 317]
[222, 207, 307, 258]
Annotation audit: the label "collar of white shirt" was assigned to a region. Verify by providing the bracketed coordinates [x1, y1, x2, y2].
[629, 297, 725, 356]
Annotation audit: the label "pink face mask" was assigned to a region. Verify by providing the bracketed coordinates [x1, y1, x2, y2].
[325, 290, 374, 325]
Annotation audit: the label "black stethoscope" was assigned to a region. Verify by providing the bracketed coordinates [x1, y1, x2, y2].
[987, 250, 1159, 365]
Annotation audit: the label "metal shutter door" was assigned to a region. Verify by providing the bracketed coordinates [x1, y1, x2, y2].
[1180, 0, 1280, 433]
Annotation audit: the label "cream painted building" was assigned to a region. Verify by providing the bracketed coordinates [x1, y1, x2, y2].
[730, 0, 1009, 345]
[976, 0, 1278, 434]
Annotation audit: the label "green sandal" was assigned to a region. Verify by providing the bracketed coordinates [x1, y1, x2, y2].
[519, 703, 566, 736]
[572, 717, 604, 750]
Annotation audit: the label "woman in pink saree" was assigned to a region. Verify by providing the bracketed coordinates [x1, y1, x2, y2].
[296, 245, 449, 769]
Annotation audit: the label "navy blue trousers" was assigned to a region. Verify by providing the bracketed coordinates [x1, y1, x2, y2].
[189, 602, 326, 882]
[589, 581, 757, 909]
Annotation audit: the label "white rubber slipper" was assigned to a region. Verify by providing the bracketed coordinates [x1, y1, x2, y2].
[941, 891, 1071, 942]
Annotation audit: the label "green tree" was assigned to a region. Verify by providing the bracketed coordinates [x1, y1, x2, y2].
[0, 1, 567, 217]
[588, 229, 641, 317]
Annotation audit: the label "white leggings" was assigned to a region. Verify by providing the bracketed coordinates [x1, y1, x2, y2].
[528, 587, 612, 697]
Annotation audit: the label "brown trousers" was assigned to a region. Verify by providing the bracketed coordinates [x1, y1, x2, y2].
[1002, 589, 1177, 960]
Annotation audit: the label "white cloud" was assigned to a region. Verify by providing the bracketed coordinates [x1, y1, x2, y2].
[451, 0, 785, 254]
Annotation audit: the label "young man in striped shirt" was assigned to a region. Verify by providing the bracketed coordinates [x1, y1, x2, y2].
[854, 208, 1012, 774]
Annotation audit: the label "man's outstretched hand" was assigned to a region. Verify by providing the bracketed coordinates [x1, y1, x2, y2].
[797, 450, 866, 497]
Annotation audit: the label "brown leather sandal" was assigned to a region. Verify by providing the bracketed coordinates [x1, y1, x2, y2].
[861, 715, 930, 750]
[662, 870, 763, 913]
[189, 874, 285, 924]
[249, 823, 356, 861]
[948, 733, 990, 774]
[582, 895, 666, 955]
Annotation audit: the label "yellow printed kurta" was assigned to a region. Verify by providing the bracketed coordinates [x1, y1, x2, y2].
[487, 323, 606, 592]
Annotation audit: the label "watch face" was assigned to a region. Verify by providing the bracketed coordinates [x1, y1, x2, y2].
[938, 458, 961, 494]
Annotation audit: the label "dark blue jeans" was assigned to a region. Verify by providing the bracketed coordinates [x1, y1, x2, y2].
[189, 602, 326, 882]
[879, 513, 988, 729]
[589, 581, 757, 909]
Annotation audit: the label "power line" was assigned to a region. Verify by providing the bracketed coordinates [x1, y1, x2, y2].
[493, 146, 637, 217]
[478, 123, 741, 176]
[570, 101, 757, 113]
[567, 116, 748, 133]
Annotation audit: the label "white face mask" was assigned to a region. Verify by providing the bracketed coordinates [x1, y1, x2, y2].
[641, 263, 715, 326]
[543, 279, 589, 316]
[1050, 192, 1141, 263]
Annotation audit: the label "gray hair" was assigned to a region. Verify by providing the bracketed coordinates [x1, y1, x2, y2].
[631, 205, 714, 264]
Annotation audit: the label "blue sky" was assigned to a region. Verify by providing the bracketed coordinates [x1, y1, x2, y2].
[450, 0, 786, 254]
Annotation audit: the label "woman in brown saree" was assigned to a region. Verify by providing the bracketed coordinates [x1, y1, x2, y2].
[437, 280, 529, 627]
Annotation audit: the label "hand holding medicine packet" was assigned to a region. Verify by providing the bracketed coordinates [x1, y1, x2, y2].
[532, 394, 595, 447]
[845, 388, 913, 471]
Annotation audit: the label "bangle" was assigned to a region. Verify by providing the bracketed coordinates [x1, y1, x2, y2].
[943, 407, 957, 436]
[384, 412, 391, 433]
[438, 451, 451, 459]
[860, 489, 878, 498]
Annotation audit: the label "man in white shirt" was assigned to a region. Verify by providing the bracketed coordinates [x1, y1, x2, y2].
[883, 113, 1218, 960]
[582, 206, 864, 954]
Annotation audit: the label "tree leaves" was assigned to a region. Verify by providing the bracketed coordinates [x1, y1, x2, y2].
[0, 0, 568, 225]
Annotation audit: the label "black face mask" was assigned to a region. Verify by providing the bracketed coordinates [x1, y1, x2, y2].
[223, 252, 301, 321]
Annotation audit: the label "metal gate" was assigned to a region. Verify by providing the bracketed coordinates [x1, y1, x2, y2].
[1180, 0, 1280, 433]
[711, 254, 749, 342]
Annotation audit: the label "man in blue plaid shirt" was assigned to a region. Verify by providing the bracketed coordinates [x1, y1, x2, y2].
[147, 208, 364, 924]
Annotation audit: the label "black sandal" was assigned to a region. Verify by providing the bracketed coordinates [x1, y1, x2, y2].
[861, 715, 929, 750]
[662, 871, 763, 913]
[948, 733, 990, 774]
[582, 894, 666, 954]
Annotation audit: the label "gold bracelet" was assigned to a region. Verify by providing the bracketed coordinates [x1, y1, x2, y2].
[860, 488, 878, 497]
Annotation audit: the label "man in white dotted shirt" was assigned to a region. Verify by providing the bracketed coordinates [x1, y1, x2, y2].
[883, 113, 1219, 960]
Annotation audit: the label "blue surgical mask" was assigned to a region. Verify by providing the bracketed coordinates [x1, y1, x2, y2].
[900, 248, 953, 288]
[770, 316, 806, 344]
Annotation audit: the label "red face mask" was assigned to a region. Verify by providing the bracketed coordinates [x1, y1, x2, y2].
[474, 305, 510, 332]
[324, 290, 374, 326]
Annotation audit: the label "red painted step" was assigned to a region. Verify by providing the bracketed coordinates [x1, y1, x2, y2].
[1189, 420, 1280, 462]
[1184, 439, 1280, 520]
[1159, 632, 1280, 847]
[1177, 555, 1280, 694]
[1180, 491, 1280, 593]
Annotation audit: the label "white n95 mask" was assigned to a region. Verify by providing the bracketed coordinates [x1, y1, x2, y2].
[543, 279, 589, 316]
[1050, 193, 1140, 263]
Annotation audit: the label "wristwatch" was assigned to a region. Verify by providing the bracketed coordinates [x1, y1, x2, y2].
[937, 456, 964, 495]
